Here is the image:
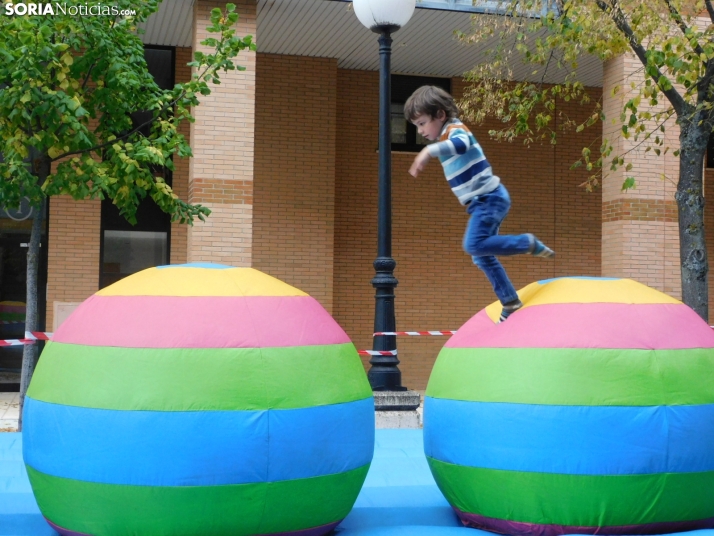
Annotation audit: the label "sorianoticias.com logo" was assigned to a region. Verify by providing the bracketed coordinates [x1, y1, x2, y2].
[3, 3, 137, 16]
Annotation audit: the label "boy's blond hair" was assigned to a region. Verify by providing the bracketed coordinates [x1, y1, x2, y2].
[404, 86, 459, 122]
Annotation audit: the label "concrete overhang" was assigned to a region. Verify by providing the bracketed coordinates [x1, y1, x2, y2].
[141, 0, 603, 86]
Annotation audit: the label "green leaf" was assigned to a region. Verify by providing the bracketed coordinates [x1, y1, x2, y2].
[622, 177, 636, 191]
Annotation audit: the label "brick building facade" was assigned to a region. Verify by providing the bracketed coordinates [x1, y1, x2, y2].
[9, 0, 710, 391]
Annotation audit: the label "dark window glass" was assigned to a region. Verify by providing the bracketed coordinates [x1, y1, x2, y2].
[130, 47, 175, 138]
[99, 46, 175, 289]
[103, 230, 167, 276]
[144, 48, 175, 90]
[391, 75, 451, 152]
[707, 131, 714, 169]
[100, 192, 171, 288]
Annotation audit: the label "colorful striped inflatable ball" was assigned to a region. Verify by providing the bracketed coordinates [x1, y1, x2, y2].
[424, 277, 714, 536]
[23, 264, 374, 536]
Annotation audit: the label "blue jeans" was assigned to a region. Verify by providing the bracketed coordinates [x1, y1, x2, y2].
[463, 184, 533, 305]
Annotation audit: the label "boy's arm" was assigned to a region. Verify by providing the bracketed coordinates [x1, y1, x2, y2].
[409, 127, 470, 177]
[409, 147, 431, 177]
[426, 128, 470, 158]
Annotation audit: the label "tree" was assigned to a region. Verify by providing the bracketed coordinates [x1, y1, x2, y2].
[457, 0, 714, 320]
[0, 0, 256, 429]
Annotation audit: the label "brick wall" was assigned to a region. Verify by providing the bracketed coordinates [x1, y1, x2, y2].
[553, 87, 608, 278]
[187, 0, 256, 266]
[169, 46, 192, 265]
[45, 197, 100, 329]
[333, 71, 602, 390]
[253, 54, 338, 312]
[705, 168, 714, 315]
[601, 53, 681, 297]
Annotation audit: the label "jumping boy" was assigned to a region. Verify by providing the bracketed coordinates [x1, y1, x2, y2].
[405, 86, 554, 322]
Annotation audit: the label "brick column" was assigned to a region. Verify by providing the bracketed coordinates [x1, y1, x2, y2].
[187, 0, 256, 266]
[601, 53, 681, 298]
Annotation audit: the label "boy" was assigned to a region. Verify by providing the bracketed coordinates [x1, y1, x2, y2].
[405, 86, 554, 322]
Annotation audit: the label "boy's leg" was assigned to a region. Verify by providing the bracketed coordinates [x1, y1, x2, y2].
[464, 187, 519, 306]
[464, 185, 523, 321]
[463, 185, 553, 257]
[472, 255, 519, 305]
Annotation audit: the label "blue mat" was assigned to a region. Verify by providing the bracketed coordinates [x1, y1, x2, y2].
[4, 430, 714, 536]
[0, 434, 57, 536]
[1, 429, 476, 536]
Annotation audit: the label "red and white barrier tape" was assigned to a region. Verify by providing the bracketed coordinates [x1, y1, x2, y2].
[0, 339, 34, 347]
[0, 332, 53, 346]
[4, 332, 390, 356]
[360, 331, 457, 356]
[357, 349, 398, 357]
[24, 331, 52, 341]
[8, 327, 714, 346]
[374, 331, 457, 336]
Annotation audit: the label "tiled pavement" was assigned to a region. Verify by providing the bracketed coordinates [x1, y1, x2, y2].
[0, 392, 19, 432]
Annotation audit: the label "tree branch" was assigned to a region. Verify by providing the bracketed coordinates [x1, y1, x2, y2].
[617, 107, 675, 158]
[52, 96, 176, 162]
[53, 61, 219, 162]
[698, 57, 714, 105]
[706, 0, 714, 23]
[662, 0, 704, 57]
[595, 0, 686, 116]
[78, 18, 97, 90]
[82, 62, 97, 90]
[539, 49, 555, 88]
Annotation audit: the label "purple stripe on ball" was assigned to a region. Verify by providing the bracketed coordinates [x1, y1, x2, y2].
[268, 519, 342, 535]
[454, 509, 714, 536]
[44, 518, 91, 536]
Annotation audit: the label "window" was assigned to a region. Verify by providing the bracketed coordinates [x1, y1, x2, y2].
[391, 75, 451, 152]
[103, 231, 167, 276]
[129, 47, 175, 137]
[707, 131, 714, 169]
[100, 184, 172, 288]
[99, 46, 175, 289]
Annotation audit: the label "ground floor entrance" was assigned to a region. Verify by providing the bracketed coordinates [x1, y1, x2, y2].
[0, 198, 47, 392]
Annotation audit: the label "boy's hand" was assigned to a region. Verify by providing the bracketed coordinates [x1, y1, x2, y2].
[409, 148, 431, 177]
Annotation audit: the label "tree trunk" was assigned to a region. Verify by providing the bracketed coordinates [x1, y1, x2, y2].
[676, 118, 709, 322]
[17, 156, 49, 432]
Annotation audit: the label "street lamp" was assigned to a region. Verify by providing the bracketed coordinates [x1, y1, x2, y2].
[354, 0, 416, 391]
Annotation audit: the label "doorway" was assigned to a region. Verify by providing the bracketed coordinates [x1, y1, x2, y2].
[0, 198, 48, 392]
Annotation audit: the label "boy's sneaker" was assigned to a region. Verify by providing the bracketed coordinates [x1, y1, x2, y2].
[528, 234, 555, 258]
[498, 299, 523, 323]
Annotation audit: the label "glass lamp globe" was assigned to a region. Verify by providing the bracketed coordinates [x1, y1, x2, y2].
[353, 0, 416, 32]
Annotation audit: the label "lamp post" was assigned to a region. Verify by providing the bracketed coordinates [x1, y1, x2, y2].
[353, 0, 416, 391]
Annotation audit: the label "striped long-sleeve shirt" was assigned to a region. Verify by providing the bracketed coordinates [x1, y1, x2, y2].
[426, 118, 500, 205]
